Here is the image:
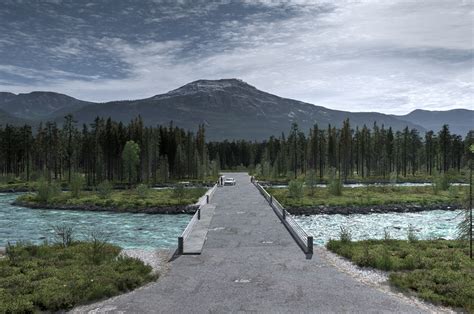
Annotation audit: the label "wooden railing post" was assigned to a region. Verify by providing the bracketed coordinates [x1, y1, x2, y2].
[307, 236, 313, 254]
[178, 237, 184, 255]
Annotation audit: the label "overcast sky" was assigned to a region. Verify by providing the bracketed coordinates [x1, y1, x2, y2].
[0, 0, 472, 114]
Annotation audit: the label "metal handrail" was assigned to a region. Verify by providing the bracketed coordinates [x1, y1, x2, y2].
[254, 182, 313, 254]
[178, 184, 217, 254]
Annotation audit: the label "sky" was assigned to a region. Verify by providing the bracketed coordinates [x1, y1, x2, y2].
[0, 0, 472, 114]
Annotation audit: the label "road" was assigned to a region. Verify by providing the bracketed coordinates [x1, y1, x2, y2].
[74, 172, 427, 313]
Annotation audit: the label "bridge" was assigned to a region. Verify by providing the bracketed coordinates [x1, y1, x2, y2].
[76, 173, 427, 313]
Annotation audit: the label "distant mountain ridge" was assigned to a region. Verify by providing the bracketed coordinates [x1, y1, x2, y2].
[0, 91, 92, 120]
[0, 79, 472, 140]
[395, 109, 473, 136]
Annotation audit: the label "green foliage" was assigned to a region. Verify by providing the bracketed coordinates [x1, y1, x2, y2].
[97, 180, 113, 199]
[305, 169, 317, 196]
[389, 171, 398, 185]
[0, 242, 155, 312]
[407, 225, 418, 243]
[288, 180, 304, 199]
[266, 185, 467, 208]
[69, 173, 85, 198]
[327, 239, 473, 312]
[35, 179, 61, 203]
[53, 224, 75, 247]
[456, 209, 472, 241]
[173, 184, 186, 202]
[328, 168, 342, 196]
[17, 187, 206, 210]
[136, 184, 150, 198]
[433, 172, 450, 194]
[122, 140, 141, 187]
[339, 226, 352, 243]
[88, 230, 110, 265]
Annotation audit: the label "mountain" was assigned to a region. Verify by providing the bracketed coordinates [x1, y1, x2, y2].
[1, 79, 470, 140]
[396, 109, 473, 136]
[0, 91, 92, 120]
[63, 79, 425, 140]
[0, 108, 31, 126]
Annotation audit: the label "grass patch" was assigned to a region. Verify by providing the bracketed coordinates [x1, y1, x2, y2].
[0, 241, 155, 312]
[327, 239, 474, 312]
[16, 187, 207, 209]
[267, 186, 467, 208]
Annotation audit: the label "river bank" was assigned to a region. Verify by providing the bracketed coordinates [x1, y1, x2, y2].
[289, 203, 459, 215]
[12, 199, 198, 214]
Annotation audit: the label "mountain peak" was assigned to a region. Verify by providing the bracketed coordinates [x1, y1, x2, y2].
[162, 78, 256, 97]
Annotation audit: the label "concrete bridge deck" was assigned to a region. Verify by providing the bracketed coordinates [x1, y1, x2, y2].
[77, 172, 427, 313]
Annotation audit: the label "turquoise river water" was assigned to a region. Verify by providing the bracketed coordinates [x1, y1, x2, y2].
[294, 209, 464, 245]
[1, 193, 464, 249]
[0, 193, 191, 250]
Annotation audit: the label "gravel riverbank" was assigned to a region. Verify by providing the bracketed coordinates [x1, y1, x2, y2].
[121, 249, 171, 274]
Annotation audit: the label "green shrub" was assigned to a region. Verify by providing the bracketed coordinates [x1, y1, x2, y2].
[389, 171, 398, 185]
[36, 179, 51, 203]
[97, 180, 113, 199]
[88, 230, 109, 265]
[288, 180, 304, 199]
[327, 239, 473, 312]
[70, 173, 85, 198]
[328, 168, 342, 196]
[407, 225, 418, 243]
[53, 224, 74, 247]
[339, 226, 352, 243]
[376, 247, 393, 271]
[0, 242, 154, 312]
[305, 169, 317, 196]
[173, 184, 186, 201]
[35, 179, 61, 203]
[136, 184, 150, 198]
[433, 172, 450, 194]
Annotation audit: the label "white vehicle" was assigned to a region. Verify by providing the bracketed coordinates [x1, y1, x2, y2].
[224, 178, 236, 186]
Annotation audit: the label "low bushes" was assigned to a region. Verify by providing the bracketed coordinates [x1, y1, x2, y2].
[327, 239, 473, 311]
[267, 185, 467, 208]
[16, 187, 207, 210]
[0, 241, 155, 312]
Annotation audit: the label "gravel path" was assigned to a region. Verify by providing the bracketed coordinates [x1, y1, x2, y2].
[73, 173, 434, 313]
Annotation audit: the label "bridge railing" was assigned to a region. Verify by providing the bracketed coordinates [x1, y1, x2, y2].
[254, 182, 313, 254]
[178, 184, 217, 254]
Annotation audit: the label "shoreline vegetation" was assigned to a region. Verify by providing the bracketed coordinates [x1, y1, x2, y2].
[327, 239, 473, 312]
[14, 185, 207, 214]
[0, 241, 156, 312]
[266, 185, 467, 215]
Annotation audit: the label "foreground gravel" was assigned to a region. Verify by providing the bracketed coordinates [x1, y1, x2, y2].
[121, 249, 171, 275]
[317, 246, 455, 313]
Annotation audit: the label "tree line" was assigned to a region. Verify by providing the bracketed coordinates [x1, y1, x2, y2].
[1, 116, 472, 184]
[208, 120, 473, 180]
[0, 115, 218, 186]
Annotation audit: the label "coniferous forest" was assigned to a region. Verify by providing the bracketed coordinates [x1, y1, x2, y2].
[210, 120, 472, 181]
[0, 115, 472, 186]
